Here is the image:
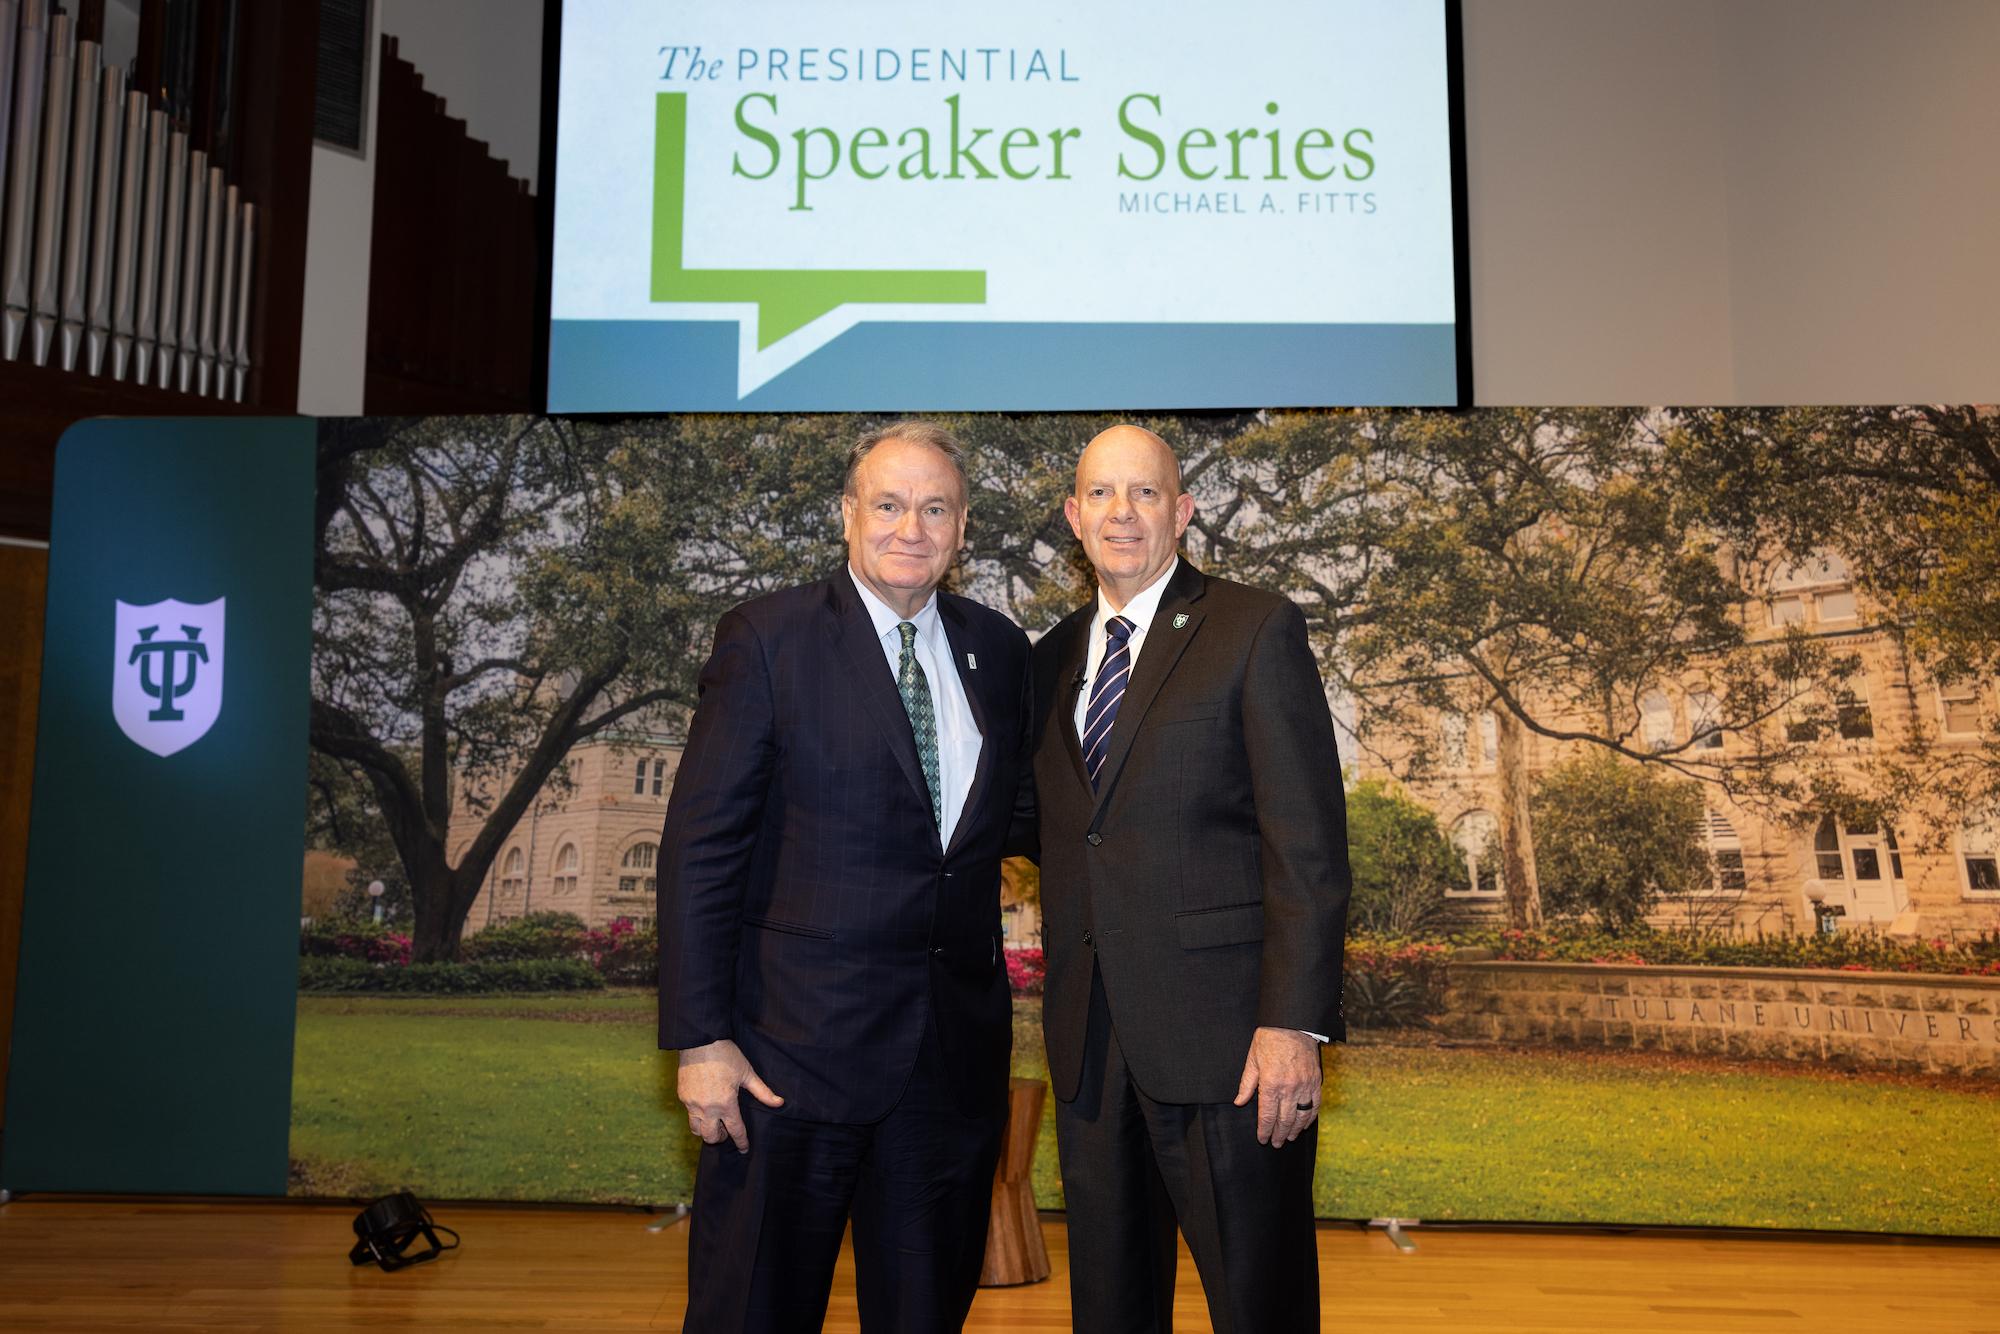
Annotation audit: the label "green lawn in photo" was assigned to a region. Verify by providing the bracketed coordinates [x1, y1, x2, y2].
[289, 991, 696, 1203]
[1317, 1040, 2000, 1234]
[291, 993, 2000, 1235]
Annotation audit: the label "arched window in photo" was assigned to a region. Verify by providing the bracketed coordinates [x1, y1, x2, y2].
[1961, 811, 2000, 893]
[1703, 810, 1746, 892]
[1768, 552, 1856, 626]
[1811, 553, 1855, 622]
[1785, 675, 1873, 744]
[620, 842, 659, 894]
[1772, 552, 1849, 589]
[1770, 551, 1850, 627]
[499, 846, 525, 898]
[1639, 690, 1674, 752]
[633, 756, 668, 797]
[1815, 585, 1857, 622]
[1783, 679, 1817, 743]
[1809, 814, 1899, 885]
[1450, 810, 1502, 897]
[553, 842, 580, 896]
[1441, 713, 1468, 771]
[1811, 815, 1844, 881]
[1688, 691, 1724, 751]
[1835, 673, 1874, 741]
[1937, 681, 1984, 736]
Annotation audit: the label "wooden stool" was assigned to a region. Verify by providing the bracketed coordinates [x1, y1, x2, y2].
[978, 1077, 1052, 1286]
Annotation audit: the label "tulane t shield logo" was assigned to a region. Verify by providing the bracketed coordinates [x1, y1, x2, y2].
[113, 598, 226, 756]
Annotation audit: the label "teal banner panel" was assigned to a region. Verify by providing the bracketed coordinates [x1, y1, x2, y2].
[3, 418, 316, 1195]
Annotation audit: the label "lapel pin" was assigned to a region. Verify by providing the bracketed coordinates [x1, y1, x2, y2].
[967, 652, 977, 669]
[1172, 613, 1189, 629]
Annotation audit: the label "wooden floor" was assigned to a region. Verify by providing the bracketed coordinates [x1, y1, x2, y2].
[2, 1198, 1996, 1332]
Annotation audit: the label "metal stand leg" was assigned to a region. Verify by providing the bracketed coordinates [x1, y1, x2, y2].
[645, 1203, 689, 1232]
[1369, 1217, 1419, 1252]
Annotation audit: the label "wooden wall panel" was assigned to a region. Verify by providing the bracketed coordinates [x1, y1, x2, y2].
[0, 542, 50, 1128]
[363, 36, 538, 416]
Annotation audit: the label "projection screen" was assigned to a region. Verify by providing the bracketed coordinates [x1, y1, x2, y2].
[546, 0, 1469, 411]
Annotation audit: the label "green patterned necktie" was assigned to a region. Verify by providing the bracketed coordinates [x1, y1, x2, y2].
[897, 621, 942, 828]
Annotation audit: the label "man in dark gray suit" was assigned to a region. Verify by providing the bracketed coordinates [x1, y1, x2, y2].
[1030, 424, 1352, 1334]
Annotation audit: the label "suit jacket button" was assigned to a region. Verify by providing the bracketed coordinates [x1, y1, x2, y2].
[1082, 930, 1094, 947]
[1085, 833, 1103, 846]
[930, 946, 945, 957]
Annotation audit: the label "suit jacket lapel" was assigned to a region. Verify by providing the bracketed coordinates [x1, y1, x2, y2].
[938, 599, 992, 857]
[825, 570, 934, 832]
[1054, 613, 1094, 793]
[1090, 560, 1207, 819]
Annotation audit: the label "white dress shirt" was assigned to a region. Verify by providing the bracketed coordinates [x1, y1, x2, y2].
[1070, 556, 1327, 1045]
[849, 568, 983, 848]
[1073, 556, 1181, 741]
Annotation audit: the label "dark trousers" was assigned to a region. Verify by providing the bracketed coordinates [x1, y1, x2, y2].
[1054, 968, 1320, 1334]
[682, 1017, 1006, 1334]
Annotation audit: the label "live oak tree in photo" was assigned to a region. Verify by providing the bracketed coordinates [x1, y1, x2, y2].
[1209, 408, 1856, 930]
[304, 408, 1930, 958]
[1668, 405, 2000, 843]
[303, 748, 414, 924]
[307, 415, 856, 962]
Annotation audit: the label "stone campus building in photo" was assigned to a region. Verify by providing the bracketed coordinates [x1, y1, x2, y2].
[452, 735, 685, 933]
[441, 548, 1999, 947]
[1354, 550, 2000, 940]
[447, 732, 1051, 947]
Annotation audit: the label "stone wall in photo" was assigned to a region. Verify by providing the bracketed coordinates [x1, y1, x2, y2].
[1440, 961, 2000, 1078]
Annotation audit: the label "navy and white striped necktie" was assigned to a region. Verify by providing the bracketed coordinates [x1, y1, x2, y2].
[1082, 616, 1136, 790]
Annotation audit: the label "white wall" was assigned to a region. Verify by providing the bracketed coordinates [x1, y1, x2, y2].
[1460, 0, 1738, 404]
[296, 0, 545, 415]
[377, 0, 545, 190]
[1711, 0, 2000, 403]
[296, 0, 384, 417]
[298, 0, 2000, 414]
[1463, 0, 2000, 404]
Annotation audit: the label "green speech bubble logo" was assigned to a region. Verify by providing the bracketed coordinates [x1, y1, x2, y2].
[651, 92, 987, 349]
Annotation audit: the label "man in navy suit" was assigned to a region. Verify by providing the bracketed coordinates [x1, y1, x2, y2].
[658, 421, 1032, 1333]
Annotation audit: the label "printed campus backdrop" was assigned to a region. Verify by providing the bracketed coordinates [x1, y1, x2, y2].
[290, 410, 2000, 1235]
[6, 413, 1998, 1232]
[547, 0, 1464, 409]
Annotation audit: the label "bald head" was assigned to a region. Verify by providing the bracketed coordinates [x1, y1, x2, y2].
[1075, 424, 1182, 497]
[1066, 423, 1195, 610]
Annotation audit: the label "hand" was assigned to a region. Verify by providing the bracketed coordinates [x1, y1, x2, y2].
[1232, 1027, 1323, 1147]
[677, 1039, 784, 1153]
